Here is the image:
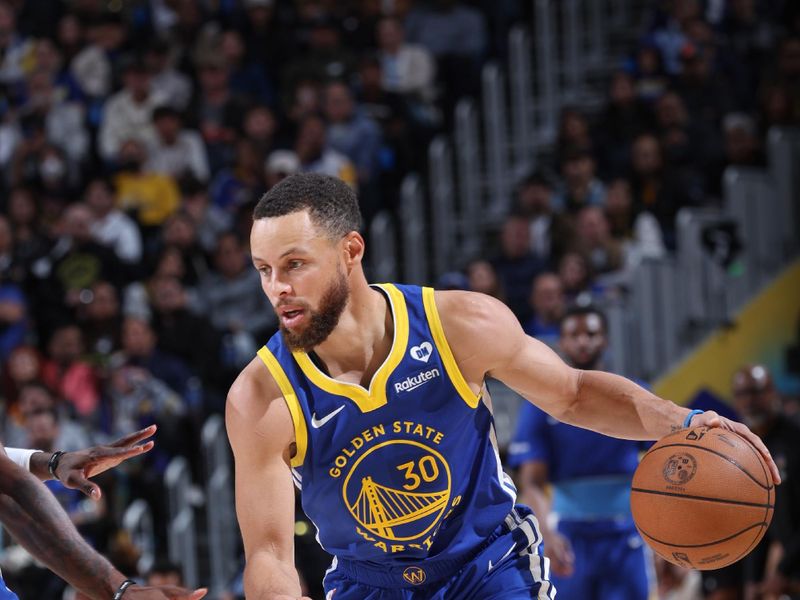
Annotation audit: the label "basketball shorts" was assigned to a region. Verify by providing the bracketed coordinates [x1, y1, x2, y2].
[322, 505, 556, 599]
[0, 575, 18, 600]
[550, 523, 650, 600]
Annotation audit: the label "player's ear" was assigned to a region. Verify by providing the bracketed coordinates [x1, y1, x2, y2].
[342, 231, 365, 269]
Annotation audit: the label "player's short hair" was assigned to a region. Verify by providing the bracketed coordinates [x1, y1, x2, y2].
[253, 173, 362, 239]
[560, 304, 608, 333]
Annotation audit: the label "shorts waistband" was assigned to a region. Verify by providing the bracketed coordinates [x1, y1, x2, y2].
[331, 506, 535, 589]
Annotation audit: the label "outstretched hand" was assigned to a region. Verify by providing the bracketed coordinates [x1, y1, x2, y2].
[56, 425, 157, 499]
[689, 411, 781, 485]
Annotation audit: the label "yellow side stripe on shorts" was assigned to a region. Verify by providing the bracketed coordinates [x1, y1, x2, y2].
[257, 346, 308, 467]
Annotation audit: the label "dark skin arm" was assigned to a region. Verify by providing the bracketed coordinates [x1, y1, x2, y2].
[0, 444, 206, 600]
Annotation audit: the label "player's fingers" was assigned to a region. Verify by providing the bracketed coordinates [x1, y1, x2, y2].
[729, 422, 781, 485]
[64, 472, 102, 499]
[109, 424, 157, 448]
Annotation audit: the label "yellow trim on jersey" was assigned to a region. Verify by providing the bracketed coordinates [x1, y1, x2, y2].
[422, 287, 480, 409]
[292, 283, 409, 413]
[257, 346, 308, 467]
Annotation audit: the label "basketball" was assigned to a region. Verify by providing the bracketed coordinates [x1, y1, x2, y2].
[630, 426, 774, 571]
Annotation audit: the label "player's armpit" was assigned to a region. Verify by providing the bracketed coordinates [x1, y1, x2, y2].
[226, 358, 304, 599]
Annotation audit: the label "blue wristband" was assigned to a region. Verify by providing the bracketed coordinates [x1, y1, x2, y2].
[683, 409, 704, 429]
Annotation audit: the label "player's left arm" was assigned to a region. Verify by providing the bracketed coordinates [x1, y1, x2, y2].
[435, 290, 781, 485]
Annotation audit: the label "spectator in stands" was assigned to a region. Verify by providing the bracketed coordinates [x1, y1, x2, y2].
[30, 203, 123, 337]
[98, 56, 167, 163]
[654, 90, 722, 185]
[722, 112, 764, 168]
[595, 71, 655, 178]
[283, 16, 356, 101]
[70, 13, 127, 100]
[465, 259, 504, 301]
[6, 187, 49, 282]
[210, 138, 266, 215]
[240, 0, 295, 81]
[146, 561, 183, 586]
[1, 345, 44, 409]
[157, 211, 210, 286]
[377, 17, 436, 102]
[11, 382, 90, 451]
[42, 323, 100, 418]
[265, 150, 301, 190]
[553, 146, 606, 214]
[22, 66, 89, 165]
[85, 177, 143, 267]
[323, 81, 383, 218]
[604, 178, 666, 268]
[490, 215, 547, 321]
[114, 138, 181, 232]
[628, 132, 699, 249]
[556, 108, 593, 164]
[0, 215, 13, 281]
[191, 51, 248, 172]
[523, 273, 565, 349]
[0, 0, 33, 86]
[733, 365, 800, 598]
[180, 176, 233, 254]
[145, 106, 210, 182]
[144, 39, 193, 111]
[405, 0, 487, 114]
[242, 104, 279, 159]
[571, 206, 625, 276]
[0, 266, 26, 362]
[148, 276, 223, 395]
[674, 40, 735, 127]
[294, 114, 358, 189]
[647, 0, 702, 75]
[558, 251, 598, 305]
[220, 28, 275, 107]
[514, 172, 571, 265]
[78, 280, 122, 362]
[196, 233, 275, 365]
[117, 315, 192, 401]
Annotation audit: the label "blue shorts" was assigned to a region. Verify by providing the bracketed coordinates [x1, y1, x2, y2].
[322, 505, 556, 599]
[0, 575, 18, 600]
[551, 523, 651, 600]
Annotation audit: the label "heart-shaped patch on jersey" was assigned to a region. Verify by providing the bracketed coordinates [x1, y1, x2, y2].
[410, 341, 433, 363]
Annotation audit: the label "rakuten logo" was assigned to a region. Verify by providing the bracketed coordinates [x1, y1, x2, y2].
[394, 368, 441, 393]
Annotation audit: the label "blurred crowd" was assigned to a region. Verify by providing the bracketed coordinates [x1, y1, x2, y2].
[0, 0, 797, 598]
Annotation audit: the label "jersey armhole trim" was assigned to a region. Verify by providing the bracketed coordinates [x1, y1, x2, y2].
[257, 346, 308, 467]
[421, 287, 480, 409]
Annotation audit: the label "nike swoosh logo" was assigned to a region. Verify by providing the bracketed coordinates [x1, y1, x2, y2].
[488, 543, 517, 572]
[311, 405, 345, 429]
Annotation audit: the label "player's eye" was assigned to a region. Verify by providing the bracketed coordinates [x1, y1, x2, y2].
[288, 260, 303, 270]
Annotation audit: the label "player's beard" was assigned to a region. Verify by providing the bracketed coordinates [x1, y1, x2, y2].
[280, 268, 350, 352]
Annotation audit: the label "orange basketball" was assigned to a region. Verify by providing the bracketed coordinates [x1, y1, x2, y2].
[630, 426, 774, 570]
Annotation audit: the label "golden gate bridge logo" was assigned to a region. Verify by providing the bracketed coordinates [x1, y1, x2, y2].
[343, 440, 452, 542]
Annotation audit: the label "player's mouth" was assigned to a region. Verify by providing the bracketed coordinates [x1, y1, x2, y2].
[278, 306, 307, 328]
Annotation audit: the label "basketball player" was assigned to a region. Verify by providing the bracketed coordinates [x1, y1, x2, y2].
[509, 305, 651, 599]
[227, 173, 780, 599]
[0, 425, 206, 600]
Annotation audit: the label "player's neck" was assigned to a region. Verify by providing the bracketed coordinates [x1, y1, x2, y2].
[312, 279, 393, 378]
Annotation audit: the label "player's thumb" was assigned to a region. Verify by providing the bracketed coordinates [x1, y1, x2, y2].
[64, 472, 102, 499]
[186, 589, 207, 599]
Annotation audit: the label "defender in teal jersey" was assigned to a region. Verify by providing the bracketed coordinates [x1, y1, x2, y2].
[228, 173, 780, 600]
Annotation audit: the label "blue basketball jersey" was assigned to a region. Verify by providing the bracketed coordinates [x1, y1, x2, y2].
[258, 284, 517, 567]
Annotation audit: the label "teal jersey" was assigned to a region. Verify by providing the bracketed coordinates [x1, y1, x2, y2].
[259, 284, 517, 569]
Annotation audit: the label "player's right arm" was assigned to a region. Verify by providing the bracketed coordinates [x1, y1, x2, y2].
[226, 357, 311, 600]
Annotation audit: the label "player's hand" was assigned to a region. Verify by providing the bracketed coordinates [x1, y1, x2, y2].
[689, 411, 781, 485]
[124, 585, 207, 599]
[544, 530, 574, 577]
[56, 425, 157, 499]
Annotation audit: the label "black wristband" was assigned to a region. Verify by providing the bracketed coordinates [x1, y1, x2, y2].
[112, 579, 136, 600]
[48, 451, 65, 481]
